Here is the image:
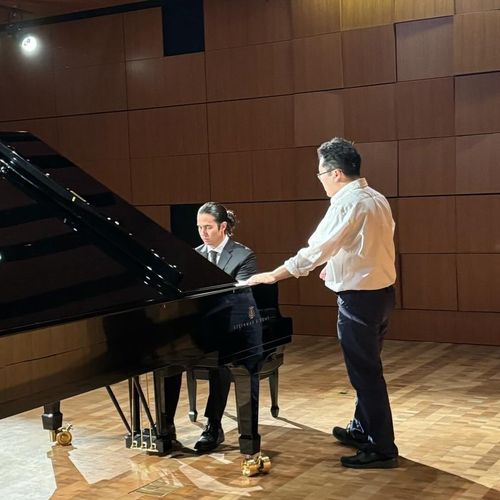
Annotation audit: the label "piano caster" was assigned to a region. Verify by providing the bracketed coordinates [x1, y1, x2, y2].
[50, 424, 73, 446]
[188, 410, 198, 422]
[241, 453, 271, 477]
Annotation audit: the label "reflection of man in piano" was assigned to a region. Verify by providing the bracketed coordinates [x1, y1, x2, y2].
[249, 137, 399, 469]
[193, 202, 261, 452]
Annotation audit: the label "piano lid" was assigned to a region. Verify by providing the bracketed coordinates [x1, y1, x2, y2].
[0, 132, 235, 335]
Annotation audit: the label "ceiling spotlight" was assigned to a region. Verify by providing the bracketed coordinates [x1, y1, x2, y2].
[20, 35, 38, 53]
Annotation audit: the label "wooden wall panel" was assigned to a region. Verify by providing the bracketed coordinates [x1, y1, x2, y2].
[254, 253, 300, 304]
[54, 63, 127, 115]
[123, 7, 163, 60]
[126, 54, 206, 108]
[51, 15, 124, 68]
[252, 147, 325, 201]
[57, 113, 129, 163]
[456, 195, 500, 253]
[0, 118, 59, 149]
[457, 255, 500, 312]
[207, 96, 294, 153]
[396, 17, 453, 81]
[298, 273, 337, 306]
[341, 0, 394, 30]
[390, 309, 500, 344]
[210, 152, 254, 202]
[204, 0, 292, 50]
[456, 133, 500, 193]
[342, 25, 396, 87]
[293, 33, 343, 93]
[280, 305, 337, 335]
[131, 155, 210, 205]
[342, 84, 396, 142]
[355, 141, 398, 197]
[455, 72, 500, 135]
[396, 78, 455, 139]
[137, 206, 171, 231]
[206, 41, 293, 101]
[79, 158, 131, 201]
[0, 29, 56, 121]
[388, 310, 454, 341]
[455, 11, 500, 74]
[455, 0, 500, 13]
[294, 92, 344, 147]
[399, 137, 456, 196]
[394, 0, 454, 21]
[129, 105, 208, 157]
[401, 254, 458, 310]
[229, 201, 326, 254]
[291, 0, 341, 37]
[398, 197, 456, 253]
[211, 147, 324, 202]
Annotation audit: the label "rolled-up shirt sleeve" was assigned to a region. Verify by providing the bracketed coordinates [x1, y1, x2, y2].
[284, 204, 356, 278]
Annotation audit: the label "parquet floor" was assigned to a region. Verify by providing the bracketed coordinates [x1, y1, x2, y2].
[2, 336, 500, 499]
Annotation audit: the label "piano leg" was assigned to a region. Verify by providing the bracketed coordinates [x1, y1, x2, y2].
[229, 365, 261, 455]
[41, 402, 62, 441]
[152, 368, 183, 455]
[41, 402, 72, 445]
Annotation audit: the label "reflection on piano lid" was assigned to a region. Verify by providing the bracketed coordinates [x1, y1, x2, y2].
[0, 131, 236, 335]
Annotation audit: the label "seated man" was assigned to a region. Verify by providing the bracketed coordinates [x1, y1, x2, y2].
[193, 202, 260, 452]
[158, 202, 262, 453]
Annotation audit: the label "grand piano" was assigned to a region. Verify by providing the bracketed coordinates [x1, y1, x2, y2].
[0, 131, 292, 469]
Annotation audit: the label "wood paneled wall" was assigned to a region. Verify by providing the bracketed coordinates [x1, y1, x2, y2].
[1, 1, 500, 343]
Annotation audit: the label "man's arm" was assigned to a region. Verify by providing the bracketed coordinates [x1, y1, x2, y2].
[248, 265, 292, 285]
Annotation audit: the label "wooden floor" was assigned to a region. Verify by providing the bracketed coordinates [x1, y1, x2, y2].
[2, 336, 500, 499]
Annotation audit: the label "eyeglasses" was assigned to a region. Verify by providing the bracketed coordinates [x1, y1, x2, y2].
[316, 169, 332, 179]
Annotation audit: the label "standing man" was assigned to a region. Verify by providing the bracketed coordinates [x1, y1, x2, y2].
[194, 202, 261, 452]
[248, 137, 398, 469]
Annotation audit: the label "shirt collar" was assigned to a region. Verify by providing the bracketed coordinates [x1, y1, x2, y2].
[330, 178, 368, 204]
[206, 234, 229, 253]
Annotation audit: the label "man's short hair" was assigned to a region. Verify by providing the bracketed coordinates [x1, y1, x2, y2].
[317, 137, 361, 177]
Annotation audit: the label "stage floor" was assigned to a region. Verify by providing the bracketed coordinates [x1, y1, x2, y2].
[1, 335, 500, 499]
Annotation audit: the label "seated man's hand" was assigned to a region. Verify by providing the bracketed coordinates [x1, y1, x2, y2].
[248, 272, 276, 285]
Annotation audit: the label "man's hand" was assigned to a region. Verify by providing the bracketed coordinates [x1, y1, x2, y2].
[248, 272, 277, 285]
[319, 265, 327, 281]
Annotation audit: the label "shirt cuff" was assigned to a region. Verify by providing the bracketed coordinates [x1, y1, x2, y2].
[284, 256, 309, 278]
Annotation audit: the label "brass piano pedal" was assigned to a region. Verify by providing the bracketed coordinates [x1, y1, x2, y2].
[241, 453, 272, 477]
[131, 440, 139, 449]
[55, 424, 73, 446]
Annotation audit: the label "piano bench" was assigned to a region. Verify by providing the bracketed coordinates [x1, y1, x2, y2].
[185, 350, 284, 422]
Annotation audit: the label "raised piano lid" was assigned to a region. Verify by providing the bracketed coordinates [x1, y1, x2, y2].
[0, 131, 236, 335]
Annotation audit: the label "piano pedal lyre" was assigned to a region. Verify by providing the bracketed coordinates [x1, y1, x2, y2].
[241, 453, 271, 477]
[50, 424, 73, 446]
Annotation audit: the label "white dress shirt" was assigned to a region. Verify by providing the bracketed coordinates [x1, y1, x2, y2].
[284, 178, 396, 292]
[206, 235, 229, 265]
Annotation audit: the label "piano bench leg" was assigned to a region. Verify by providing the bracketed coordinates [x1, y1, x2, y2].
[186, 369, 198, 422]
[269, 369, 279, 418]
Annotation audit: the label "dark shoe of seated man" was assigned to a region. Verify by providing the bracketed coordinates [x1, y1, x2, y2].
[340, 449, 399, 469]
[194, 420, 225, 452]
[332, 423, 370, 450]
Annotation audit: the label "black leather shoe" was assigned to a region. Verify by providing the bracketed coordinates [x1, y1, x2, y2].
[332, 425, 369, 449]
[341, 450, 399, 469]
[194, 422, 225, 452]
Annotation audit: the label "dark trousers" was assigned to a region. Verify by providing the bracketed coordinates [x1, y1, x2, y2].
[336, 286, 397, 457]
[163, 289, 263, 427]
[204, 290, 263, 424]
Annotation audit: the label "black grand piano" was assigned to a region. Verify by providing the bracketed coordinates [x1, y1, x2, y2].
[0, 132, 292, 468]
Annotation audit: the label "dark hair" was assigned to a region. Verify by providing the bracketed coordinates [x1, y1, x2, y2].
[317, 137, 361, 177]
[198, 202, 237, 236]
